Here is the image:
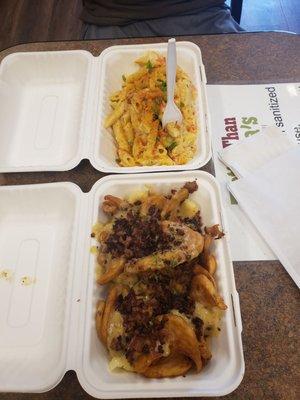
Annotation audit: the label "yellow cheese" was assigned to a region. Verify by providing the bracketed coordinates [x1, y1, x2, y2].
[0, 269, 13, 282]
[107, 311, 124, 345]
[194, 302, 224, 336]
[179, 199, 199, 218]
[126, 187, 150, 203]
[92, 222, 104, 236]
[170, 309, 191, 324]
[107, 311, 135, 372]
[109, 353, 134, 372]
[90, 246, 98, 255]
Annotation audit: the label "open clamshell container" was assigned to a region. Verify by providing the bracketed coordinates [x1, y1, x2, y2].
[0, 171, 244, 397]
[0, 42, 211, 173]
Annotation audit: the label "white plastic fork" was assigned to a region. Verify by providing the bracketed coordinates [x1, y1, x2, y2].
[162, 38, 183, 128]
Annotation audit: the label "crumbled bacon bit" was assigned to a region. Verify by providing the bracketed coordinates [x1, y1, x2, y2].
[111, 335, 124, 351]
[192, 317, 204, 340]
[205, 224, 224, 239]
[142, 344, 150, 354]
[104, 210, 173, 259]
[181, 211, 203, 234]
[116, 263, 196, 362]
[157, 344, 164, 353]
[97, 182, 221, 368]
[184, 181, 198, 194]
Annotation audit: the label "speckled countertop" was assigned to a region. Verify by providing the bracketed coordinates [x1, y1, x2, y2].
[0, 32, 299, 400]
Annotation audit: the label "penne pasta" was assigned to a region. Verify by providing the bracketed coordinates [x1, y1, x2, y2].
[105, 101, 125, 128]
[118, 149, 136, 167]
[113, 120, 130, 153]
[104, 51, 198, 166]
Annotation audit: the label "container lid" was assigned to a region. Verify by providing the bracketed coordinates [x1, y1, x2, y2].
[0, 182, 82, 392]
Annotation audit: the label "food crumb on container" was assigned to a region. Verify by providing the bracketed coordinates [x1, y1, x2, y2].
[0, 269, 14, 282]
[90, 246, 98, 255]
[21, 276, 36, 286]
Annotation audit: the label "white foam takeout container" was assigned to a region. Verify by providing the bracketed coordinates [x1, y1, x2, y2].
[0, 42, 211, 173]
[0, 171, 244, 398]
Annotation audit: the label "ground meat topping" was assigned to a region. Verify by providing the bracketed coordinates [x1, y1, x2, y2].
[205, 224, 225, 239]
[110, 335, 125, 351]
[104, 209, 174, 259]
[114, 290, 167, 362]
[95, 182, 226, 373]
[192, 317, 204, 340]
[181, 210, 203, 234]
[114, 263, 197, 363]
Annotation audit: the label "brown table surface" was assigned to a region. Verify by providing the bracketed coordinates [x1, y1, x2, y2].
[0, 32, 299, 400]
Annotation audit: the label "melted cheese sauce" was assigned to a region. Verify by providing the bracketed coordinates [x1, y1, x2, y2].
[92, 222, 104, 237]
[126, 187, 150, 203]
[179, 199, 199, 218]
[109, 353, 134, 372]
[194, 302, 224, 336]
[107, 311, 124, 346]
[107, 311, 135, 372]
[114, 271, 138, 287]
[108, 310, 172, 371]
[170, 309, 191, 324]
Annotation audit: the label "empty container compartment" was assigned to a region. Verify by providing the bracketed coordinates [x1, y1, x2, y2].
[0, 51, 92, 171]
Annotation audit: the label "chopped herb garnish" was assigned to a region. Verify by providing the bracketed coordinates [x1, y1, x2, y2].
[122, 74, 126, 82]
[167, 142, 177, 152]
[146, 60, 154, 72]
[170, 259, 178, 267]
[160, 80, 167, 92]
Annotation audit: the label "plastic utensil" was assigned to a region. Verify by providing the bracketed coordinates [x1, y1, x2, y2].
[162, 38, 183, 128]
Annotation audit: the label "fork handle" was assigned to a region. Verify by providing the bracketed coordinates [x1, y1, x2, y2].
[166, 38, 177, 104]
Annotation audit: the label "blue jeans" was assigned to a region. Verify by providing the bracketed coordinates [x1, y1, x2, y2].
[82, 5, 244, 39]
